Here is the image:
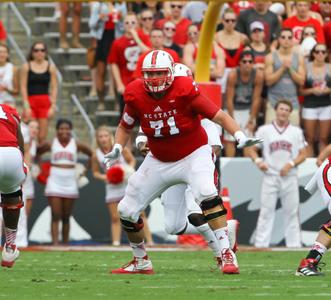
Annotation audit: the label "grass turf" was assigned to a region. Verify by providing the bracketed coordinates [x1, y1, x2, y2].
[1, 250, 330, 300]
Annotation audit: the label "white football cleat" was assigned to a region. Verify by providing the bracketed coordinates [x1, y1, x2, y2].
[221, 248, 240, 274]
[111, 255, 154, 274]
[227, 219, 239, 253]
[1, 244, 20, 268]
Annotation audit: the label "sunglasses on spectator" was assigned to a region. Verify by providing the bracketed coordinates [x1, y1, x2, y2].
[124, 21, 137, 25]
[224, 19, 236, 23]
[241, 59, 253, 64]
[189, 32, 198, 36]
[142, 16, 153, 21]
[171, 5, 183, 9]
[280, 35, 292, 40]
[164, 27, 176, 32]
[314, 49, 327, 54]
[33, 48, 46, 52]
[252, 28, 263, 33]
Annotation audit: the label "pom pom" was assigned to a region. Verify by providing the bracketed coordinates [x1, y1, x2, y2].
[107, 164, 125, 184]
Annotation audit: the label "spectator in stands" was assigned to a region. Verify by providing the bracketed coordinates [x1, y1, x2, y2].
[300, 43, 331, 157]
[91, 126, 154, 246]
[39, 119, 92, 245]
[89, 2, 116, 111]
[59, 2, 84, 49]
[245, 21, 269, 71]
[299, 26, 317, 59]
[138, 9, 155, 37]
[0, 44, 19, 106]
[182, 1, 207, 24]
[265, 28, 305, 126]
[156, 1, 192, 47]
[162, 20, 182, 58]
[0, 20, 6, 44]
[134, 28, 180, 79]
[236, 0, 280, 48]
[108, 13, 151, 116]
[21, 42, 58, 143]
[311, 1, 331, 23]
[225, 50, 264, 157]
[215, 8, 246, 95]
[183, 24, 224, 81]
[283, 1, 325, 45]
[142, 1, 164, 22]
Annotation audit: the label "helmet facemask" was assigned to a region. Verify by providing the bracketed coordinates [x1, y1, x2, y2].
[142, 67, 174, 93]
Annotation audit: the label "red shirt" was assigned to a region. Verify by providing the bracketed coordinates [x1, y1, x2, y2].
[0, 21, 6, 41]
[0, 104, 20, 147]
[229, 2, 254, 15]
[133, 48, 180, 79]
[120, 77, 219, 162]
[156, 18, 192, 46]
[324, 22, 331, 50]
[283, 16, 325, 44]
[108, 33, 152, 86]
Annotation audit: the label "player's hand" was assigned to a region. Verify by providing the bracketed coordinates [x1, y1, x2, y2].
[257, 161, 268, 172]
[280, 163, 292, 177]
[237, 137, 263, 149]
[137, 141, 150, 157]
[104, 144, 123, 170]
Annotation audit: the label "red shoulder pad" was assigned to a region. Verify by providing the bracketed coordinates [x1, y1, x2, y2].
[124, 79, 145, 103]
[172, 76, 200, 98]
[2, 104, 20, 122]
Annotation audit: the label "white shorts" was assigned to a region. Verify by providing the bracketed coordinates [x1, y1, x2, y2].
[224, 109, 251, 141]
[22, 172, 34, 199]
[118, 145, 217, 223]
[105, 182, 126, 203]
[0, 147, 26, 194]
[45, 166, 78, 199]
[302, 105, 331, 121]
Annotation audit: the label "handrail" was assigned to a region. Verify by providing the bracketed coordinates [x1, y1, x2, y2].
[7, 34, 26, 63]
[70, 94, 96, 144]
[6, 2, 31, 49]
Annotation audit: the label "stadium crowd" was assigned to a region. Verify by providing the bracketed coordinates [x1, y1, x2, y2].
[0, 0, 331, 274]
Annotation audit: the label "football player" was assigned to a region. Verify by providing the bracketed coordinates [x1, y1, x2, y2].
[105, 50, 262, 275]
[296, 144, 331, 276]
[0, 104, 27, 267]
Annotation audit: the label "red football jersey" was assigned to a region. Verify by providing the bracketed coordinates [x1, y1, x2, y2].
[120, 77, 219, 162]
[108, 33, 151, 86]
[0, 104, 20, 147]
[283, 16, 325, 44]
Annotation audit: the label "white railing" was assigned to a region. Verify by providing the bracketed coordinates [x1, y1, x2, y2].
[71, 94, 96, 144]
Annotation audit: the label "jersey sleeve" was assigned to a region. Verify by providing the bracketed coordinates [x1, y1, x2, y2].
[189, 93, 220, 120]
[296, 128, 307, 150]
[120, 103, 138, 129]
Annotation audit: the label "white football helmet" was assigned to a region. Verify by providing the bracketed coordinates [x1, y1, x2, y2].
[173, 63, 193, 78]
[142, 50, 175, 93]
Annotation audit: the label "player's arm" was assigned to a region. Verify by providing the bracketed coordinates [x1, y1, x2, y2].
[317, 144, 331, 166]
[91, 152, 107, 182]
[190, 94, 262, 148]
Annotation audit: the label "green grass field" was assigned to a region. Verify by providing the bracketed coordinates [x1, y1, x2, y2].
[1, 250, 330, 300]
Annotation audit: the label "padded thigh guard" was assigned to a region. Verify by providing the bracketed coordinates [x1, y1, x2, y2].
[321, 219, 331, 237]
[120, 217, 144, 232]
[1, 189, 24, 209]
[200, 196, 227, 221]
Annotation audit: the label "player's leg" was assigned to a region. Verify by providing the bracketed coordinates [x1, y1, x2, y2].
[140, 211, 154, 246]
[280, 176, 301, 248]
[254, 175, 279, 248]
[62, 198, 75, 244]
[186, 145, 239, 274]
[296, 221, 331, 276]
[47, 196, 62, 245]
[107, 202, 122, 246]
[111, 154, 169, 274]
[1, 190, 24, 267]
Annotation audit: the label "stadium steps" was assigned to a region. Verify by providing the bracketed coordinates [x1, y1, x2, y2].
[15, 3, 120, 144]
